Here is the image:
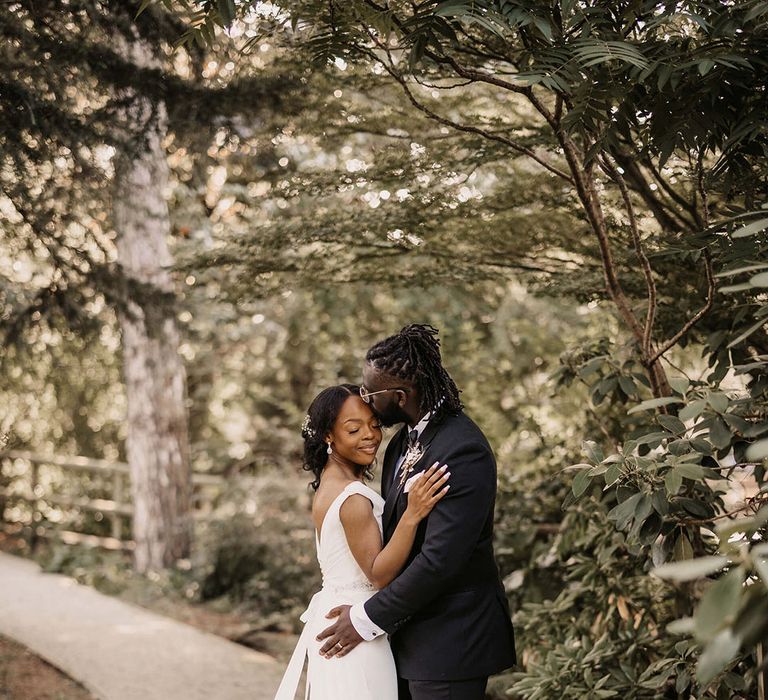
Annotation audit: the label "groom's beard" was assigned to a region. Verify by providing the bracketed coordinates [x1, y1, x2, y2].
[373, 403, 410, 428]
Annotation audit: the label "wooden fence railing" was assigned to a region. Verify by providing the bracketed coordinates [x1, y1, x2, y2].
[0, 450, 250, 551]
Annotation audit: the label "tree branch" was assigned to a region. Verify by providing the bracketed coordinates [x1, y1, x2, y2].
[600, 156, 657, 358]
[648, 249, 715, 365]
[644, 159, 703, 229]
[420, 46, 533, 96]
[556, 136, 646, 342]
[611, 152, 696, 233]
[364, 44, 574, 183]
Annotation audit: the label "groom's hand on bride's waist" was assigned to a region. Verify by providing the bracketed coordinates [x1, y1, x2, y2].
[317, 605, 364, 658]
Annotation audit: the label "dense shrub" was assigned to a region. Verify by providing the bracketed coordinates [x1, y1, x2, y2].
[195, 473, 320, 631]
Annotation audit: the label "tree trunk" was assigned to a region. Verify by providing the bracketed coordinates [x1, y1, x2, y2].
[112, 33, 192, 573]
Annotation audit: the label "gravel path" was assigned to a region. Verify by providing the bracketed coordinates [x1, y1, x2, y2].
[0, 552, 286, 700]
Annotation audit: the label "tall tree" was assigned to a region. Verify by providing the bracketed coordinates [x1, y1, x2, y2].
[112, 28, 192, 571]
[1, 0, 297, 571]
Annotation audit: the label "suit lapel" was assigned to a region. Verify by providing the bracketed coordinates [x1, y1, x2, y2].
[382, 426, 408, 526]
[382, 418, 443, 533]
[384, 426, 409, 495]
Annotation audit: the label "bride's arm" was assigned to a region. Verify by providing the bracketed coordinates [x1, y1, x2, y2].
[340, 463, 450, 589]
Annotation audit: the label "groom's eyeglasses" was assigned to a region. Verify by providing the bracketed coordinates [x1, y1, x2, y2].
[359, 385, 410, 404]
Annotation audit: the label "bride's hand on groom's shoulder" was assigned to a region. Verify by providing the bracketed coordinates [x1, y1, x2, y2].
[404, 462, 450, 524]
[317, 605, 363, 658]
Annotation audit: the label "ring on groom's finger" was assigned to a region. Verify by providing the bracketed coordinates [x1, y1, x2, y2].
[335, 642, 344, 650]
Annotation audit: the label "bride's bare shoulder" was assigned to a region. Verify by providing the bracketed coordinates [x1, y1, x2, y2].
[311, 477, 354, 531]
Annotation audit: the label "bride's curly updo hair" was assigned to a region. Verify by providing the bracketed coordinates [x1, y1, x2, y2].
[301, 383, 374, 490]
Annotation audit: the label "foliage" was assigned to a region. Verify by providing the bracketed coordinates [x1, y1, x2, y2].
[5, 0, 768, 696]
[36, 541, 135, 596]
[559, 210, 768, 688]
[157, 0, 768, 403]
[0, 0, 299, 349]
[568, 364, 768, 690]
[195, 473, 320, 630]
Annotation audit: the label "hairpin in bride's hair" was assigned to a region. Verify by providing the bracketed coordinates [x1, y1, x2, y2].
[301, 414, 316, 439]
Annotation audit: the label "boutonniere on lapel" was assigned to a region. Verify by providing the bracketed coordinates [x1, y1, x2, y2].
[398, 440, 425, 489]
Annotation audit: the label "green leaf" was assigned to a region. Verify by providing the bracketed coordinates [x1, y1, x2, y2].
[635, 431, 669, 446]
[651, 488, 669, 515]
[720, 282, 757, 293]
[667, 617, 695, 635]
[746, 438, 768, 460]
[621, 439, 638, 456]
[753, 553, 768, 587]
[658, 414, 686, 434]
[676, 463, 718, 481]
[708, 392, 729, 413]
[673, 532, 694, 561]
[531, 15, 553, 41]
[675, 668, 691, 693]
[722, 413, 750, 433]
[715, 263, 768, 278]
[695, 567, 745, 641]
[217, 0, 236, 25]
[583, 440, 604, 463]
[669, 377, 690, 395]
[604, 462, 622, 487]
[628, 494, 654, 539]
[709, 417, 732, 449]
[691, 437, 713, 454]
[744, 422, 768, 438]
[656, 64, 672, 90]
[749, 272, 768, 287]
[639, 512, 664, 545]
[653, 555, 728, 581]
[678, 498, 714, 518]
[572, 468, 593, 497]
[679, 400, 707, 423]
[731, 217, 768, 238]
[716, 508, 768, 540]
[608, 492, 642, 530]
[572, 40, 649, 70]
[628, 397, 683, 414]
[618, 375, 637, 397]
[727, 317, 767, 348]
[665, 469, 682, 495]
[696, 629, 742, 685]
[134, 0, 154, 19]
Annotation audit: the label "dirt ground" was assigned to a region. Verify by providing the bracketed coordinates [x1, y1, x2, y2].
[0, 634, 94, 700]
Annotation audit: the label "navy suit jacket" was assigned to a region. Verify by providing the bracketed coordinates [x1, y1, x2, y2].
[364, 410, 516, 681]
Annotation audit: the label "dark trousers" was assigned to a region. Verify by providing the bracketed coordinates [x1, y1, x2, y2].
[398, 675, 488, 700]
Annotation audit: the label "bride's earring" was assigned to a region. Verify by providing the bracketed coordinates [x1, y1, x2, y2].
[327, 443, 333, 455]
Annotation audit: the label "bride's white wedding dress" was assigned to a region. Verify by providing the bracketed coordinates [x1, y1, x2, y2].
[274, 481, 398, 700]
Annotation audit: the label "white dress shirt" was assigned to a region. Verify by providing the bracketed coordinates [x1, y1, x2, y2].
[349, 409, 434, 641]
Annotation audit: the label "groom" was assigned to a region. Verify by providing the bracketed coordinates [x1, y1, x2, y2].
[317, 324, 516, 699]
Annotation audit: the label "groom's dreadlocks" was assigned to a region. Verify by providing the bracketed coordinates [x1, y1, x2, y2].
[366, 324, 463, 417]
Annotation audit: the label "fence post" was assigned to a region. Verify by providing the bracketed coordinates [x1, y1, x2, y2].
[29, 459, 40, 551]
[112, 470, 123, 542]
[0, 455, 7, 523]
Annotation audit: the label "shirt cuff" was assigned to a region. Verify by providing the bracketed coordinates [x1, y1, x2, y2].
[349, 601, 386, 641]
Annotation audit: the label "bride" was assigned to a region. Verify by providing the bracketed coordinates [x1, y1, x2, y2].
[275, 383, 450, 700]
